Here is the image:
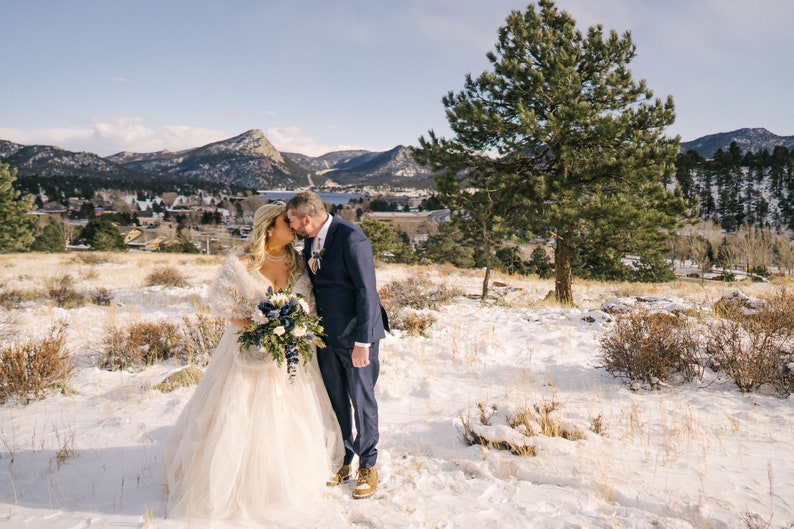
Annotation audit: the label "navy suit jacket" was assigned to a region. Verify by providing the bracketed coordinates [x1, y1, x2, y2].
[304, 215, 388, 349]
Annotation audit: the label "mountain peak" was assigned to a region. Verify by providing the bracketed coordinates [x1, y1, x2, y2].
[201, 129, 284, 163]
[681, 128, 794, 158]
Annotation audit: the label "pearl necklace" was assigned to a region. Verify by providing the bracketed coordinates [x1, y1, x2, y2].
[264, 250, 287, 262]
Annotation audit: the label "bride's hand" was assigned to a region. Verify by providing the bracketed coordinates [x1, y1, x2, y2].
[230, 317, 252, 329]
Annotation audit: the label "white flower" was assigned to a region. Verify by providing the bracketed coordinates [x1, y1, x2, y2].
[271, 293, 290, 305]
[298, 299, 310, 313]
[273, 326, 286, 336]
[291, 325, 307, 337]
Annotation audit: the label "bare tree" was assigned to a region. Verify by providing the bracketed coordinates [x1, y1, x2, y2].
[737, 225, 772, 275]
[773, 230, 794, 276]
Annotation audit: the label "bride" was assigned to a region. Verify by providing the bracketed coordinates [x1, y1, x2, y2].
[161, 201, 343, 521]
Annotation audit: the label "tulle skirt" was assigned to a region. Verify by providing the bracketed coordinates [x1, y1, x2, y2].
[162, 326, 343, 521]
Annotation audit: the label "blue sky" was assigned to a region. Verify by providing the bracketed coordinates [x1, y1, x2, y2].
[1, 0, 792, 157]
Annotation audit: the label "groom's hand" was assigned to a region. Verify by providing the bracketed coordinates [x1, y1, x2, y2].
[352, 345, 371, 368]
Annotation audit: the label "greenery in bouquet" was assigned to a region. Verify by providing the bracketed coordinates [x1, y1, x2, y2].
[237, 286, 325, 382]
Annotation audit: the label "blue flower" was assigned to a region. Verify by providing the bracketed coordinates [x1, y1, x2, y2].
[280, 299, 297, 316]
[279, 316, 295, 332]
[258, 300, 276, 313]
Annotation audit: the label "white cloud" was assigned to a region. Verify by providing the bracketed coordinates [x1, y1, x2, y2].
[0, 126, 94, 148]
[0, 117, 229, 156]
[0, 120, 372, 158]
[265, 126, 366, 157]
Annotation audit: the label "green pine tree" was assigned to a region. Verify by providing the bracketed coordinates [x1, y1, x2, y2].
[413, 0, 692, 304]
[419, 220, 477, 269]
[80, 217, 126, 251]
[31, 223, 66, 252]
[0, 163, 36, 252]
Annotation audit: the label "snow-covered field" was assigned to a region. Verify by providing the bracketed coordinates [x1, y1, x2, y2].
[0, 252, 792, 529]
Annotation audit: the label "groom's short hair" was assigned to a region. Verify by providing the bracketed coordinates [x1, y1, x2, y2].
[286, 191, 327, 219]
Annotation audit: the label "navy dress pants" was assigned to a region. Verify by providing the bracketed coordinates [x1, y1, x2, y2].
[317, 342, 380, 469]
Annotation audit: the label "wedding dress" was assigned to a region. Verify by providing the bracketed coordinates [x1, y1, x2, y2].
[162, 253, 343, 521]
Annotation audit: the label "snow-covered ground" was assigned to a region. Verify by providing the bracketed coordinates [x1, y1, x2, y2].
[0, 252, 791, 529]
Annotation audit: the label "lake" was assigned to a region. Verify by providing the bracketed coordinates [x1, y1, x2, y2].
[256, 190, 364, 205]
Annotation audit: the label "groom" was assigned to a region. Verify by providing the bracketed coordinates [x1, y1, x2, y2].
[285, 191, 388, 500]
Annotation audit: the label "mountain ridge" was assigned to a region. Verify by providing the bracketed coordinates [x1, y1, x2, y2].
[1, 129, 434, 190]
[3, 127, 794, 192]
[680, 127, 794, 158]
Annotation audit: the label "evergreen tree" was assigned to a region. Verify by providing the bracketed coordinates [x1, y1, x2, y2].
[31, 223, 66, 252]
[0, 162, 36, 252]
[494, 246, 530, 276]
[413, 1, 689, 303]
[358, 218, 417, 264]
[419, 221, 477, 269]
[528, 245, 554, 279]
[359, 218, 399, 258]
[79, 217, 126, 251]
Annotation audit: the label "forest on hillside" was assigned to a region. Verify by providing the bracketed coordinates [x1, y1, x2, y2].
[676, 142, 794, 230]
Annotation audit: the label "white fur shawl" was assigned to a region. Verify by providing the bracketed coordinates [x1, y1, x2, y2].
[208, 253, 265, 322]
[208, 253, 316, 368]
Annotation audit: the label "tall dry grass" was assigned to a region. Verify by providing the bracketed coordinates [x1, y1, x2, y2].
[0, 324, 74, 404]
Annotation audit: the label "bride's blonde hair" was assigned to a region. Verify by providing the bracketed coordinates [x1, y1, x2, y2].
[239, 201, 303, 281]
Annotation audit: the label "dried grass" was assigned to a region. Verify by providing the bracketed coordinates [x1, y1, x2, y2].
[98, 320, 183, 371]
[156, 366, 204, 392]
[0, 324, 74, 404]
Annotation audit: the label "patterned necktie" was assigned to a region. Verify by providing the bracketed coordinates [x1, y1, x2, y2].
[308, 238, 322, 274]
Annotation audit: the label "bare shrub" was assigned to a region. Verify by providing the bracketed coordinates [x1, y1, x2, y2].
[379, 275, 460, 336]
[180, 313, 225, 366]
[706, 290, 794, 395]
[90, 287, 114, 306]
[0, 324, 74, 404]
[47, 274, 87, 308]
[99, 320, 182, 371]
[72, 252, 113, 265]
[145, 266, 189, 288]
[598, 309, 702, 385]
[393, 311, 437, 337]
[379, 275, 461, 311]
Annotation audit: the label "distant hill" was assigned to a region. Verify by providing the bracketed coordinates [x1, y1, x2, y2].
[284, 145, 435, 188]
[282, 150, 372, 174]
[13, 126, 794, 192]
[107, 130, 311, 189]
[0, 139, 146, 182]
[680, 128, 794, 158]
[1, 129, 434, 191]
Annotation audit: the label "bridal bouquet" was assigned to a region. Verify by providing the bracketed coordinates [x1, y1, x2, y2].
[237, 286, 325, 382]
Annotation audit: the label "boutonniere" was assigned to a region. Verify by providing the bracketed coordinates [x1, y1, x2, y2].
[308, 248, 326, 274]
